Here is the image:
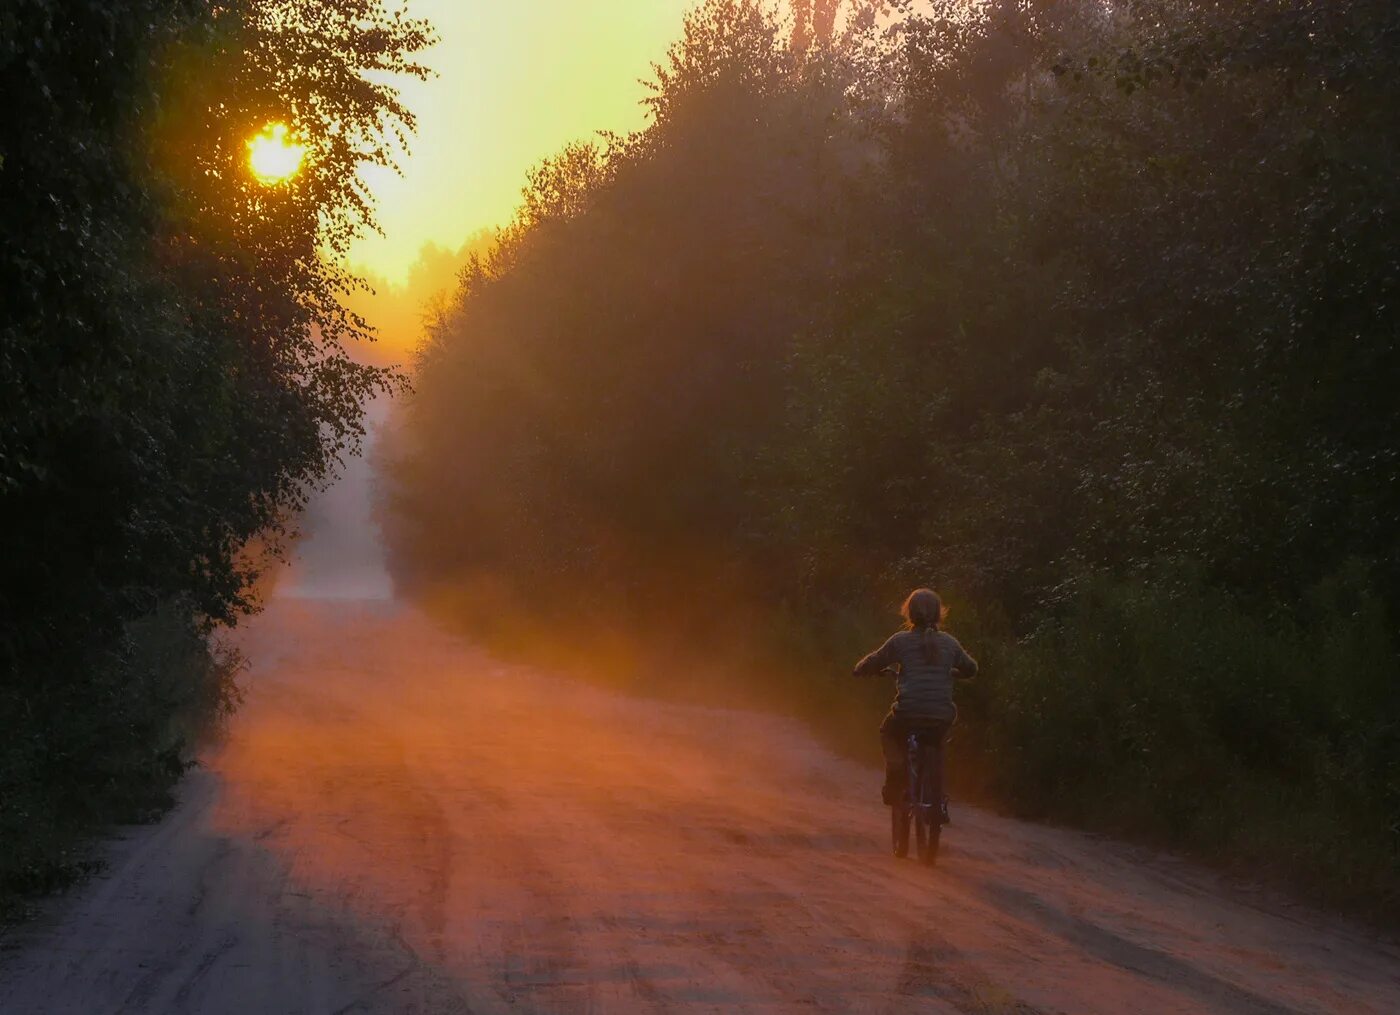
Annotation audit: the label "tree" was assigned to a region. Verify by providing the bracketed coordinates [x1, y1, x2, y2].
[0, 0, 432, 901]
[385, 0, 1399, 915]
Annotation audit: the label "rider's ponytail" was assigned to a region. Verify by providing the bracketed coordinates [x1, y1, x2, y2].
[901, 588, 946, 665]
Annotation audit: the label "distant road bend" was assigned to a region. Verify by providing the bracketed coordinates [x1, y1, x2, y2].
[2, 598, 1398, 1014]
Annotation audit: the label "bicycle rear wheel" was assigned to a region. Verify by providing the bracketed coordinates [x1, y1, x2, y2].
[891, 803, 911, 858]
[915, 740, 941, 865]
[917, 814, 940, 865]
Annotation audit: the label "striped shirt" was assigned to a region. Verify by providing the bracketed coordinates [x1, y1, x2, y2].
[854, 628, 978, 722]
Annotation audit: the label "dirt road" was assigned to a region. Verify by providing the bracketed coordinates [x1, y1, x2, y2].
[3, 599, 1397, 1014]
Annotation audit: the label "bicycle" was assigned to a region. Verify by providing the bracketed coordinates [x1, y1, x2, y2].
[890, 724, 948, 864]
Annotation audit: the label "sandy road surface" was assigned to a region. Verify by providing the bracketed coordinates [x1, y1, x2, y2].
[3, 599, 1398, 1014]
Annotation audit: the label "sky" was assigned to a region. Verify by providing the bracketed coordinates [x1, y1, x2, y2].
[348, 0, 697, 286]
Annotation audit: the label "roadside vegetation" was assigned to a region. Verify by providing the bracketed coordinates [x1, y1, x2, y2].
[387, 0, 1399, 920]
[0, 0, 430, 919]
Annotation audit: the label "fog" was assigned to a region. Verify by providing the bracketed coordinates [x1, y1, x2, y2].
[276, 397, 395, 602]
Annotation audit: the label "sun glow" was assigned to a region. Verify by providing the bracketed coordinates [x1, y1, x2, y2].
[247, 122, 306, 185]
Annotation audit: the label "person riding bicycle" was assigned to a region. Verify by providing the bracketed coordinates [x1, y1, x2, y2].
[853, 588, 977, 819]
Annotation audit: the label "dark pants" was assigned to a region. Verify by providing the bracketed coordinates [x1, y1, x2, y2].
[880, 714, 951, 801]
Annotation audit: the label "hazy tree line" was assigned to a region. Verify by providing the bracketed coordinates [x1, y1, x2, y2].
[389, 0, 1398, 917]
[0, 0, 429, 909]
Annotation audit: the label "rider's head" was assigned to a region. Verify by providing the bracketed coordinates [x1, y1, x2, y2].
[901, 588, 945, 630]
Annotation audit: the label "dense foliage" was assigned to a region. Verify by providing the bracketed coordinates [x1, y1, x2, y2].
[388, 0, 1399, 916]
[0, 0, 429, 908]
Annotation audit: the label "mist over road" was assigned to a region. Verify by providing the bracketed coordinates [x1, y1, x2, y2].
[3, 594, 1398, 1014]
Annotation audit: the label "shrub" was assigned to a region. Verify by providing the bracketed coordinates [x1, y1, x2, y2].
[0, 602, 242, 919]
[981, 563, 1399, 916]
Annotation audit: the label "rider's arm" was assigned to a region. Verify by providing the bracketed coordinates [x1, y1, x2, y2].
[853, 635, 898, 677]
[952, 642, 979, 680]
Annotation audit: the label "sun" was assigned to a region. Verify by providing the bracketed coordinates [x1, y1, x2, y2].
[247, 122, 307, 185]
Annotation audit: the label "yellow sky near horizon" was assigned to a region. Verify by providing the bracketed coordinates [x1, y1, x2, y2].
[347, 0, 696, 286]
